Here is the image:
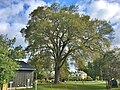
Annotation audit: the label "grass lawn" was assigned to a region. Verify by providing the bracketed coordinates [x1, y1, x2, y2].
[19, 81, 120, 90]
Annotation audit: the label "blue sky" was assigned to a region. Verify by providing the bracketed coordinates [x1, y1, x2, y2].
[0, 0, 120, 48]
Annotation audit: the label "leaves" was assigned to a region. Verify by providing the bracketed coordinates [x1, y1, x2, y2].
[0, 35, 19, 85]
[93, 49, 120, 80]
[21, 3, 114, 83]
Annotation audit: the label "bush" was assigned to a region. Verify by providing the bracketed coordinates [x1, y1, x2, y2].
[84, 76, 93, 81]
[95, 76, 100, 80]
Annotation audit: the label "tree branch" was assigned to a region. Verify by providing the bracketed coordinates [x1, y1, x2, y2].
[59, 48, 75, 68]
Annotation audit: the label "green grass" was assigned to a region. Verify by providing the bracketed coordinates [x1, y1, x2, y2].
[19, 81, 120, 90]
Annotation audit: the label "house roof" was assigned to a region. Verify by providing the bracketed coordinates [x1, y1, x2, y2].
[17, 61, 36, 71]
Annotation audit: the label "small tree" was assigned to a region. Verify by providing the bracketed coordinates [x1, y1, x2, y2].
[0, 35, 18, 88]
[87, 62, 96, 79]
[29, 55, 53, 80]
[94, 49, 120, 89]
[60, 61, 70, 81]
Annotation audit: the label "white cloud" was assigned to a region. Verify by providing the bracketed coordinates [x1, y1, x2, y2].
[7, 23, 25, 38]
[0, 2, 24, 22]
[112, 24, 120, 46]
[0, 22, 10, 34]
[25, 0, 47, 20]
[87, 0, 120, 21]
[0, 0, 47, 47]
[83, 0, 120, 47]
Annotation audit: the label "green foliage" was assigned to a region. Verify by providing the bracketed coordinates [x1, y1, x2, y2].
[9, 45, 25, 60]
[94, 49, 120, 81]
[84, 76, 93, 81]
[93, 48, 120, 89]
[0, 55, 18, 84]
[87, 62, 96, 79]
[29, 54, 53, 80]
[21, 3, 114, 83]
[60, 61, 70, 80]
[0, 35, 18, 86]
[37, 71, 47, 80]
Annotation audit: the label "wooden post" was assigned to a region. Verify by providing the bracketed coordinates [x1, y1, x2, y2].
[35, 80, 38, 90]
[2, 80, 7, 90]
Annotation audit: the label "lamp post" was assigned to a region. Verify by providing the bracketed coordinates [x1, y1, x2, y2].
[27, 79, 30, 88]
[50, 80, 53, 90]
[35, 80, 38, 90]
[9, 81, 13, 90]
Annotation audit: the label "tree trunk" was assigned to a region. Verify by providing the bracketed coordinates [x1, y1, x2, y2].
[54, 66, 60, 84]
[0, 85, 2, 90]
[106, 80, 112, 90]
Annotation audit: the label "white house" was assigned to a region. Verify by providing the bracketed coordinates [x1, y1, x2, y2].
[71, 71, 87, 79]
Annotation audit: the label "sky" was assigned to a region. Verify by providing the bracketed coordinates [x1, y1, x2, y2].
[0, 0, 120, 48]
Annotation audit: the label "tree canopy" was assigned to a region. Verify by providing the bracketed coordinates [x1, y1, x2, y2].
[93, 48, 120, 89]
[21, 3, 114, 83]
[0, 35, 19, 86]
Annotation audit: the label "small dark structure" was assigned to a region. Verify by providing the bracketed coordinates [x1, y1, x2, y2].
[111, 78, 118, 88]
[9, 61, 35, 88]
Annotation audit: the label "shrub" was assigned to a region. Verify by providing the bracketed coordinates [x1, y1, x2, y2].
[84, 76, 93, 81]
